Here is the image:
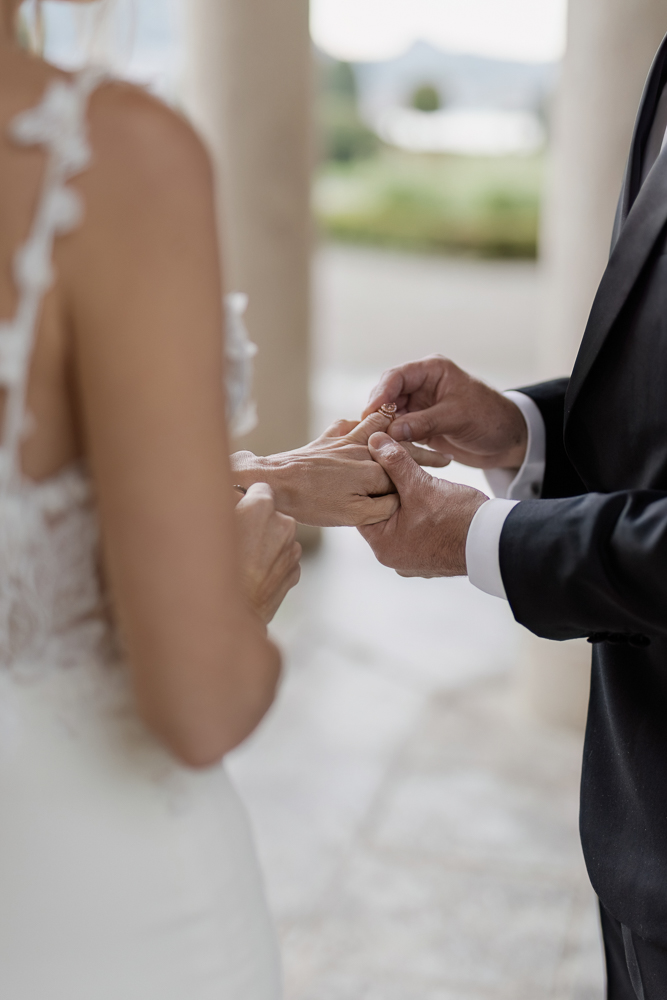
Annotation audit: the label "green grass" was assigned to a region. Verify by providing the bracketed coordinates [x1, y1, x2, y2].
[313, 150, 544, 258]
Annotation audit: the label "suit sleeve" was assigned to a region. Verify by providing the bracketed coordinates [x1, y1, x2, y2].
[517, 378, 587, 498]
[500, 491, 667, 641]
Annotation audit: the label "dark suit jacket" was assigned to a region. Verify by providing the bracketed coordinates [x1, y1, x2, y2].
[500, 34, 667, 944]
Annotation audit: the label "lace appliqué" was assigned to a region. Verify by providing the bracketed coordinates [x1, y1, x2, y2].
[225, 292, 258, 438]
[0, 68, 124, 692]
[0, 70, 255, 762]
[2, 68, 104, 484]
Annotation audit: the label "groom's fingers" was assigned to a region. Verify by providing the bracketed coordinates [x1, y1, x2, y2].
[400, 442, 452, 468]
[363, 369, 398, 416]
[362, 372, 405, 417]
[368, 432, 432, 498]
[363, 366, 418, 417]
[388, 404, 449, 443]
[363, 357, 445, 417]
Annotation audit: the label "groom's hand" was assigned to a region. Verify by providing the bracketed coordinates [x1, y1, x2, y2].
[363, 355, 528, 471]
[358, 433, 487, 578]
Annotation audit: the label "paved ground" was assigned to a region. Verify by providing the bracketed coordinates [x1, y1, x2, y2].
[228, 245, 605, 999]
[312, 244, 544, 393]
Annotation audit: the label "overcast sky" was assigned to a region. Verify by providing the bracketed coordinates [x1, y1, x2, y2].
[310, 0, 567, 64]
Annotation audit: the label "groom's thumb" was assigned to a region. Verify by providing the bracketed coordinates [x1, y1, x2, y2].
[368, 432, 430, 499]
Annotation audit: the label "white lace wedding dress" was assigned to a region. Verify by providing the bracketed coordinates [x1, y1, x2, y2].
[0, 70, 281, 1000]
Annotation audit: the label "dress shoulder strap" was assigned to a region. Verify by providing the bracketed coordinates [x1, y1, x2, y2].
[0, 67, 107, 490]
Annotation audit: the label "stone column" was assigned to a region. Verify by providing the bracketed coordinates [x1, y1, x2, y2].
[520, 0, 667, 731]
[539, 0, 667, 375]
[183, 0, 313, 463]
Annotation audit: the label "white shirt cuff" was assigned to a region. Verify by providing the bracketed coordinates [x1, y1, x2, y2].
[466, 498, 519, 600]
[484, 391, 546, 500]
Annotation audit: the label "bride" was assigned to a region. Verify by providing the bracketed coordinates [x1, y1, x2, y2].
[0, 2, 449, 996]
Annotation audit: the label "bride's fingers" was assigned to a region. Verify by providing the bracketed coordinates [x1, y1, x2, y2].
[320, 418, 359, 440]
[400, 442, 452, 468]
[345, 410, 394, 444]
[260, 562, 302, 623]
[271, 540, 302, 582]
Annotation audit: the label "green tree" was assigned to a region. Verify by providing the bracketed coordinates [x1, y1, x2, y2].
[318, 59, 379, 163]
[327, 60, 358, 101]
[411, 84, 441, 113]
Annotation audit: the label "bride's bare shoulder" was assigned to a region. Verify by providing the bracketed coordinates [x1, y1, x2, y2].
[83, 79, 214, 209]
[63, 78, 219, 298]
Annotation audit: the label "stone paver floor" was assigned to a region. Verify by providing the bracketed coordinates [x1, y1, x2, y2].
[228, 247, 605, 999]
[229, 529, 604, 1000]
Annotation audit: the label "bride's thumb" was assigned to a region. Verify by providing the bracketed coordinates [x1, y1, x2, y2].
[368, 432, 430, 497]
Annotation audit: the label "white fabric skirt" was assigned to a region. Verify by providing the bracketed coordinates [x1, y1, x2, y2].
[0, 663, 281, 1000]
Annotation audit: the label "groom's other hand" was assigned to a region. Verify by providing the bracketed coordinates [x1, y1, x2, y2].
[363, 355, 527, 471]
[359, 433, 487, 577]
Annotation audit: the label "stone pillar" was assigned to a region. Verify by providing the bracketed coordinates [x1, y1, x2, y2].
[539, 0, 667, 375]
[183, 0, 313, 463]
[521, 0, 667, 731]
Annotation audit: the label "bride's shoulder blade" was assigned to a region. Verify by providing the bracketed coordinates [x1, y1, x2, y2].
[64, 76, 220, 355]
[79, 79, 215, 244]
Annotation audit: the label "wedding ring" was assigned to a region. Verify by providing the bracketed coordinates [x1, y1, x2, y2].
[377, 403, 398, 420]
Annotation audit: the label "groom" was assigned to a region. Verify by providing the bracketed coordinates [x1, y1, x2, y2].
[360, 31, 667, 1000]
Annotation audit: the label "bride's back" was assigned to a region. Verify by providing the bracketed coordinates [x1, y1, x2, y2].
[0, 38, 284, 1000]
[0, 40, 280, 762]
[0, 49, 223, 487]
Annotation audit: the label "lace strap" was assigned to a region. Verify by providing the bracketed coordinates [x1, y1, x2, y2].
[0, 68, 107, 490]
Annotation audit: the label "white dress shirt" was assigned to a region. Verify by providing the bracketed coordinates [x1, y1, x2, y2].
[466, 83, 667, 601]
[465, 392, 546, 599]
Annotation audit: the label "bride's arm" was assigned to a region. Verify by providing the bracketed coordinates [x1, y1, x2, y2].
[61, 83, 291, 768]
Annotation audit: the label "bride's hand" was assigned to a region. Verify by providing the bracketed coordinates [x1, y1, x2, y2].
[235, 483, 302, 624]
[231, 412, 450, 528]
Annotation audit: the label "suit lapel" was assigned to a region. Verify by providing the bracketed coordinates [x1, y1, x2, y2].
[611, 39, 667, 249]
[565, 157, 667, 418]
[565, 34, 667, 420]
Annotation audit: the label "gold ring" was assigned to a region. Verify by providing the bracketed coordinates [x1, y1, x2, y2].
[377, 403, 398, 420]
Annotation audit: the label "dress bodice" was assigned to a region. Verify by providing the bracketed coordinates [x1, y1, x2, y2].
[0, 463, 113, 673]
[0, 70, 256, 679]
[0, 69, 114, 677]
